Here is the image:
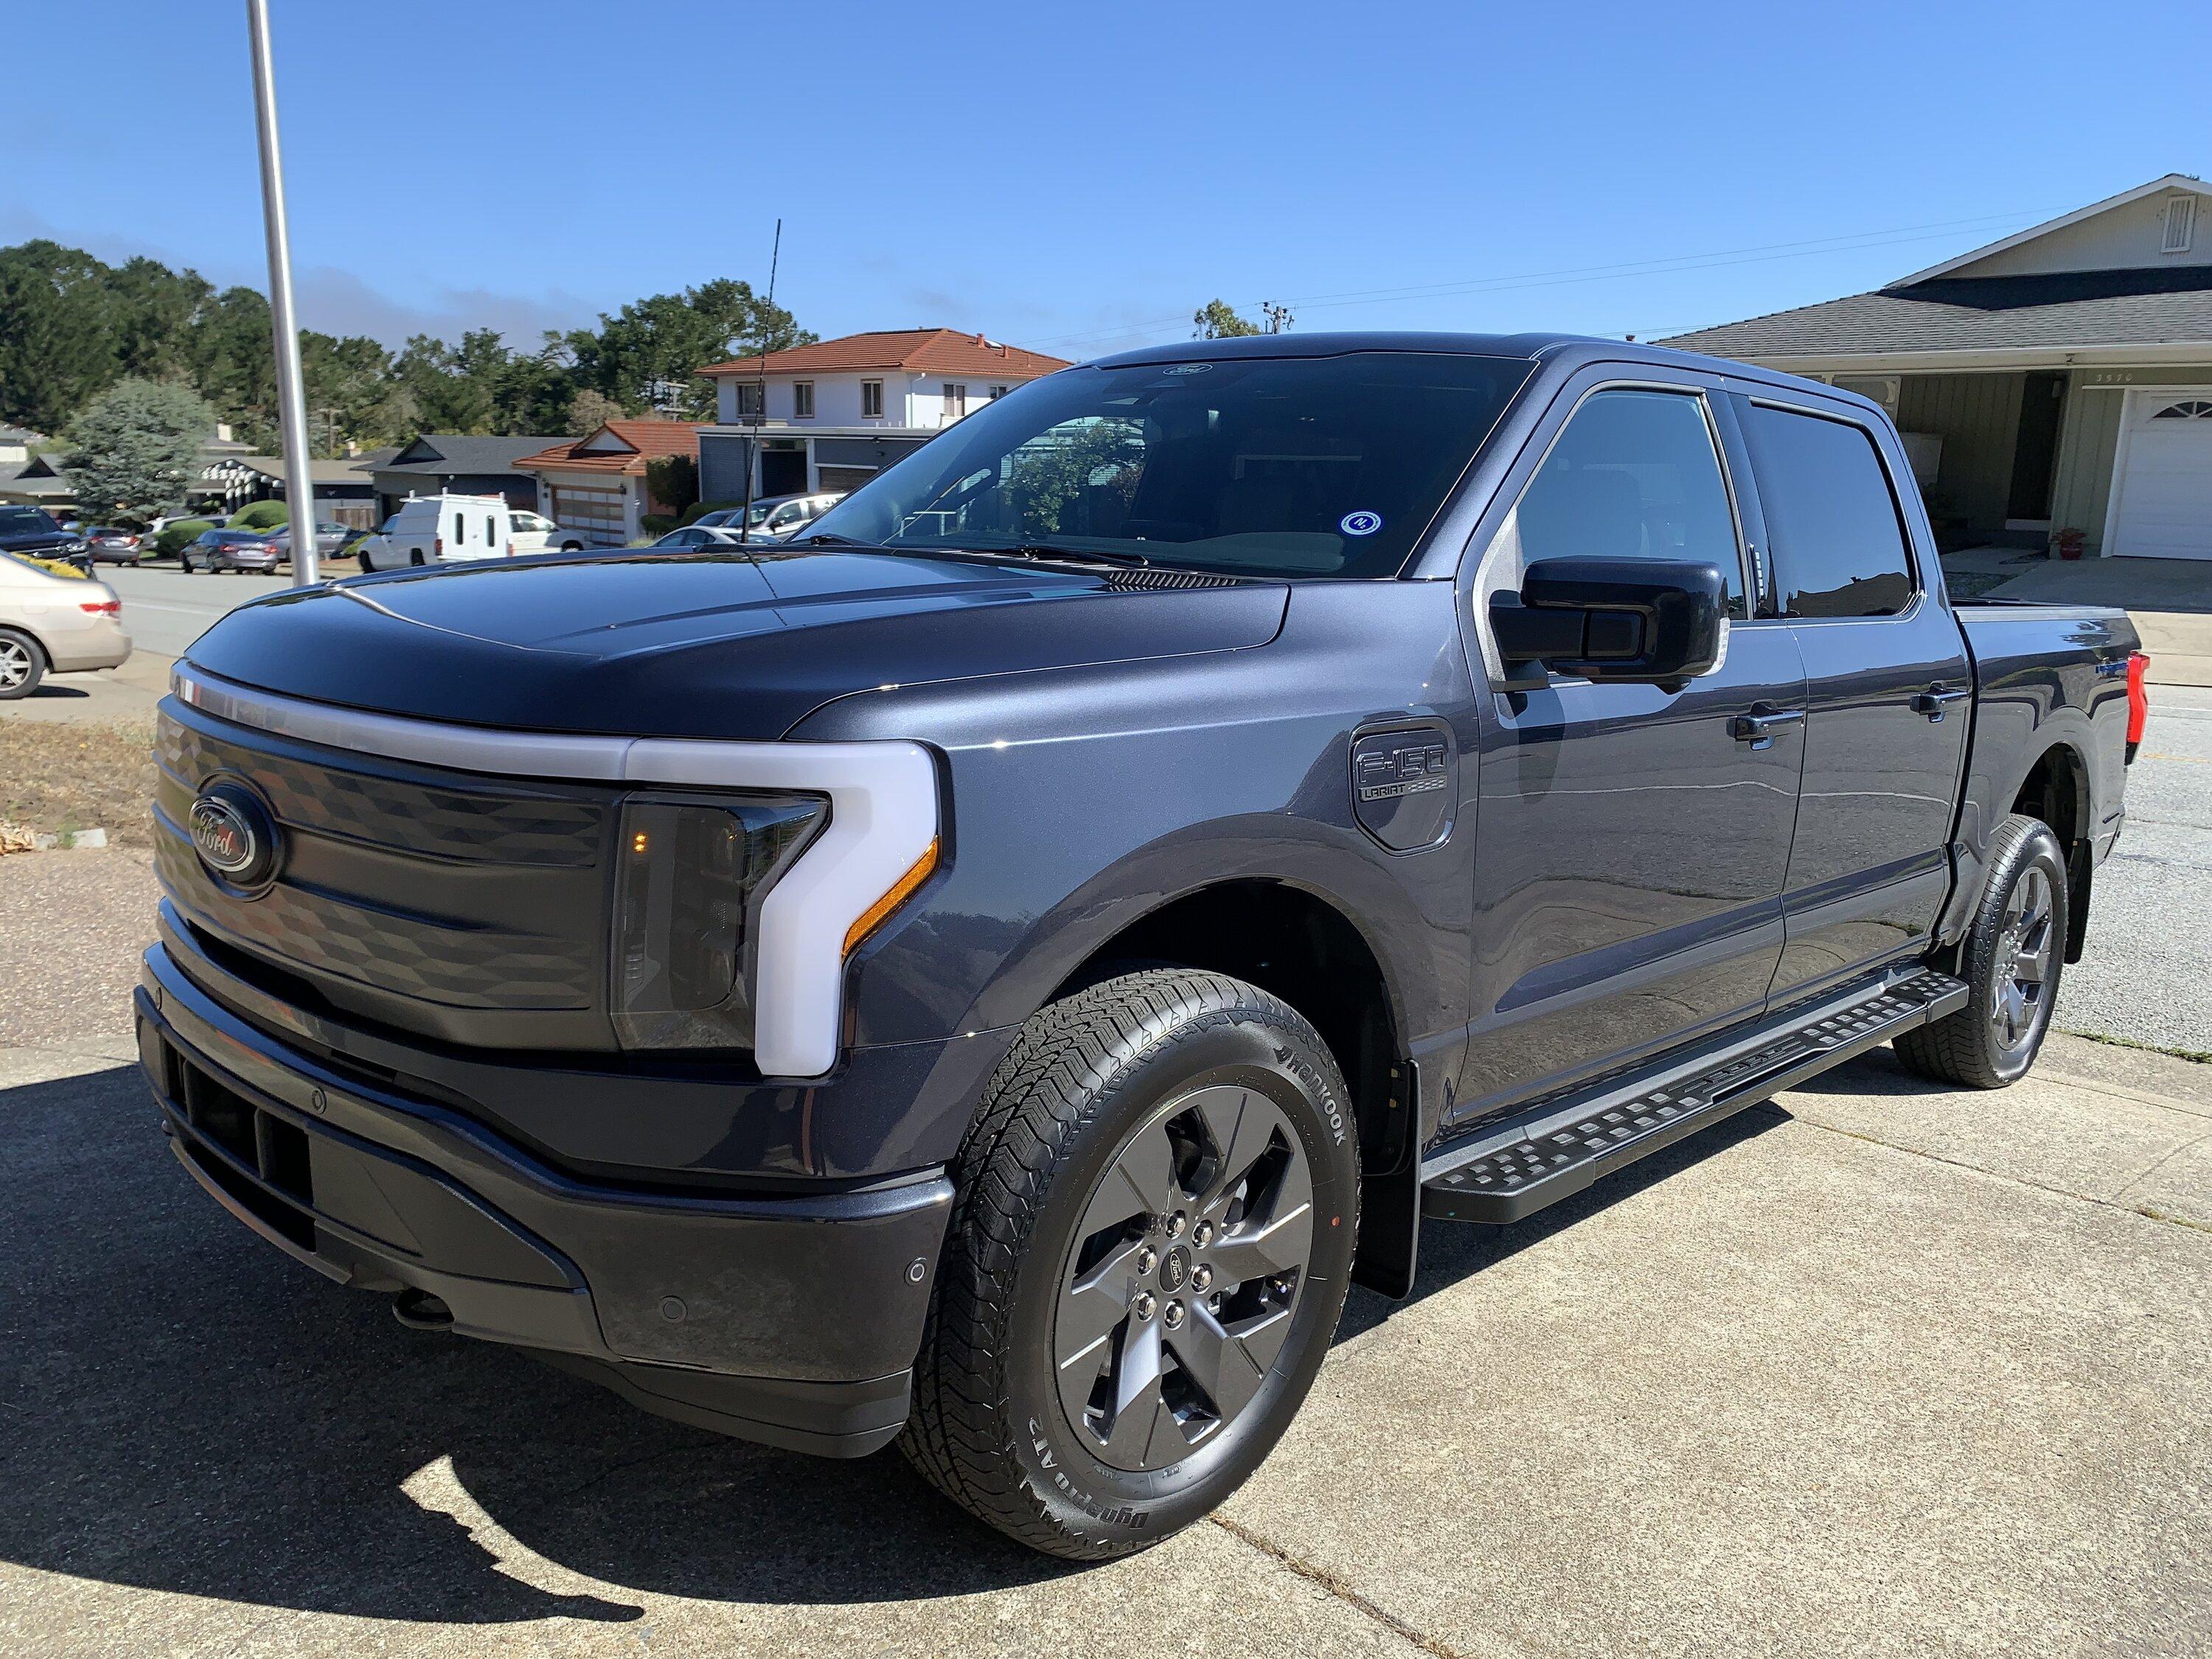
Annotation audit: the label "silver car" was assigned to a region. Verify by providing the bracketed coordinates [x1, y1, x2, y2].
[695, 492, 844, 542]
[0, 551, 131, 698]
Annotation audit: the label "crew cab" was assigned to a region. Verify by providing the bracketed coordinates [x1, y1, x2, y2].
[134, 333, 2142, 1561]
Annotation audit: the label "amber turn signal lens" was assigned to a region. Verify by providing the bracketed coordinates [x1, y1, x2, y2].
[844, 838, 939, 956]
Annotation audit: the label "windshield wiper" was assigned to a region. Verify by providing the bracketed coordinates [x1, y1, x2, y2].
[990, 542, 1152, 568]
[788, 532, 871, 547]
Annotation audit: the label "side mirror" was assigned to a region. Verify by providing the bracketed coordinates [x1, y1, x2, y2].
[1489, 555, 1725, 684]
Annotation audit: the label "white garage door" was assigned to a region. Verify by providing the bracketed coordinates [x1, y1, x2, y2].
[2110, 394, 2212, 560]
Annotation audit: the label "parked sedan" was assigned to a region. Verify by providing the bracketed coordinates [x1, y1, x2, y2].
[180, 528, 281, 574]
[646, 525, 748, 550]
[0, 550, 131, 698]
[82, 526, 145, 564]
[262, 520, 358, 561]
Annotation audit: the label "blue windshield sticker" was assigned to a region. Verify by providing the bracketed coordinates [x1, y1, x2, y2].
[1340, 510, 1383, 538]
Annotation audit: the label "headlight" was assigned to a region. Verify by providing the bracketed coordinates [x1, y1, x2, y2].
[611, 793, 825, 1051]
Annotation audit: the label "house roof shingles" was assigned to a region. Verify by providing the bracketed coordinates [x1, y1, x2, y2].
[372, 434, 568, 476]
[509, 420, 704, 477]
[1660, 268, 2212, 361]
[698, 327, 1071, 380]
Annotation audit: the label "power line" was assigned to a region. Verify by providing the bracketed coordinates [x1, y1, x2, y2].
[1013, 204, 2066, 355]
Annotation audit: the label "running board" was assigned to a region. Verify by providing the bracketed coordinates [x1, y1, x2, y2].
[1421, 969, 1969, 1225]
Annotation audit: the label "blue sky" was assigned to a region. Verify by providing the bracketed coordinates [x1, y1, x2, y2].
[10, 0, 2209, 361]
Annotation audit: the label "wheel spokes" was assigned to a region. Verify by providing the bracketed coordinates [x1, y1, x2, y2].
[1169, 1299, 1283, 1424]
[1057, 1234, 1148, 1366]
[1194, 1089, 1279, 1211]
[1094, 1315, 1171, 1464]
[1207, 1195, 1314, 1289]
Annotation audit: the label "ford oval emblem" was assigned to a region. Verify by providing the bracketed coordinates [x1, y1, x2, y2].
[189, 782, 279, 890]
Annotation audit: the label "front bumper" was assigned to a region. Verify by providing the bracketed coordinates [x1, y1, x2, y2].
[136, 943, 954, 1457]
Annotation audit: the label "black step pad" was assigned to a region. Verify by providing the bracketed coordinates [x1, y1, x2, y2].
[1423, 969, 1967, 1225]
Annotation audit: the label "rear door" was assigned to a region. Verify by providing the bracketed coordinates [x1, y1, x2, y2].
[1453, 369, 1809, 1121]
[1731, 393, 1971, 1001]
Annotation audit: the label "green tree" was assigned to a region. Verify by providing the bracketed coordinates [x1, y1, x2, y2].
[0, 241, 119, 431]
[64, 377, 217, 524]
[1192, 299, 1261, 339]
[576, 278, 812, 420]
[1006, 417, 1145, 534]
[565, 387, 625, 434]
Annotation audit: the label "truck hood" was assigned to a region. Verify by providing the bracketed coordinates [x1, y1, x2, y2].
[180, 546, 1290, 740]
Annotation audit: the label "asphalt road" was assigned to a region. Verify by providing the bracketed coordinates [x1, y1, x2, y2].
[101, 563, 307, 657]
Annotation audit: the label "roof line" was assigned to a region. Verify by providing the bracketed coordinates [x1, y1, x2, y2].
[1893, 173, 2209, 285]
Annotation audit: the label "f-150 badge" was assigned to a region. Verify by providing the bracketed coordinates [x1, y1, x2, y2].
[1351, 728, 1454, 850]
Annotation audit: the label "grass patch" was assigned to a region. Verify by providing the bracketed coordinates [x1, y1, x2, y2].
[2056, 1026, 2212, 1066]
[0, 718, 159, 850]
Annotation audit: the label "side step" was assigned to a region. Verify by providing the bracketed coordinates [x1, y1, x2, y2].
[1422, 968, 1969, 1225]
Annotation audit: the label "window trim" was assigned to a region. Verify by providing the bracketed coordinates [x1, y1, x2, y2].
[793, 380, 815, 420]
[1465, 377, 1756, 687]
[860, 379, 885, 420]
[1738, 394, 1927, 625]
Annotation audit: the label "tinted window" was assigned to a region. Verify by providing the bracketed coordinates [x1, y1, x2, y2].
[1512, 389, 1744, 617]
[810, 352, 1534, 580]
[1745, 404, 1914, 619]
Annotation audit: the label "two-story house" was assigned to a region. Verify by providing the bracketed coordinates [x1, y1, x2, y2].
[1664, 174, 2212, 562]
[693, 327, 1071, 501]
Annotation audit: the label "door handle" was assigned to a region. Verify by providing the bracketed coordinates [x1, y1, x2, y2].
[1730, 706, 1806, 747]
[1911, 685, 1970, 720]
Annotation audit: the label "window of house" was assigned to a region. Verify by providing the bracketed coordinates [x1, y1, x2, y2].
[861, 380, 884, 420]
[1506, 389, 1746, 619]
[734, 382, 764, 420]
[793, 380, 814, 419]
[944, 383, 968, 420]
[989, 384, 1009, 400]
[1743, 403, 1915, 619]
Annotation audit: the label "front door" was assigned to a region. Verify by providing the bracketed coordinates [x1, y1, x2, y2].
[1455, 382, 1808, 1123]
[1734, 395, 1971, 999]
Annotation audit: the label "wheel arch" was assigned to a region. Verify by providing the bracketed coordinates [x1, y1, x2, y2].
[2011, 740, 2095, 962]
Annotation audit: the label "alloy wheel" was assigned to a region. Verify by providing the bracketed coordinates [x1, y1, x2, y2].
[0, 639, 29, 690]
[1052, 1085, 1315, 1472]
[1990, 865, 2056, 1052]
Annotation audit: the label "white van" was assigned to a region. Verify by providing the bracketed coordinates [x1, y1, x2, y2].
[358, 495, 518, 572]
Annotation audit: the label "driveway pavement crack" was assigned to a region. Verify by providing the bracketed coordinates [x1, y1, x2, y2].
[1208, 1510, 1498, 1659]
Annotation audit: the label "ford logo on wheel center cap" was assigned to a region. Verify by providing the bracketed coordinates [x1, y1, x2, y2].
[189, 782, 279, 890]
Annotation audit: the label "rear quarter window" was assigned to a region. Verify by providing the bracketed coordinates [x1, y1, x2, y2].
[1743, 403, 1916, 619]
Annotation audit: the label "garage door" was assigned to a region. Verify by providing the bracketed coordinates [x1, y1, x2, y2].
[2110, 394, 2212, 560]
[549, 484, 626, 546]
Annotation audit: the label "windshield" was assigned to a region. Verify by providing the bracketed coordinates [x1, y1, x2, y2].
[0, 507, 59, 536]
[802, 352, 1531, 578]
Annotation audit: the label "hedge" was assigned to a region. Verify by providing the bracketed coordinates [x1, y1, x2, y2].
[152, 518, 218, 557]
[639, 514, 678, 538]
[229, 500, 289, 531]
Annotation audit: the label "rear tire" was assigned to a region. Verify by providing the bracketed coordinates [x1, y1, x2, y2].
[0, 628, 46, 699]
[1896, 813, 2068, 1088]
[901, 969, 1359, 1560]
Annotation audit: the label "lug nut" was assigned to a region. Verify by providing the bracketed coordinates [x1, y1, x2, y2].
[1192, 1218, 1214, 1248]
[1165, 1211, 1187, 1239]
[1164, 1299, 1185, 1329]
[1133, 1291, 1157, 1321]
[1191, 1264, 1214, 1294]
[1135, 1245, 1158, 1275]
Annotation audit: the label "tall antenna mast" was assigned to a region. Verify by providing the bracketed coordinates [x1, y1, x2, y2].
[737, 218, 781, 543]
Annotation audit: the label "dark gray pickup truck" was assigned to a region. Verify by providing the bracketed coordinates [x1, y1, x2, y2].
[136, 333, 2145, 1559]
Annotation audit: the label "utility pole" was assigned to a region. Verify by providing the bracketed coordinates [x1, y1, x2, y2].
[246, 0, 319, 585]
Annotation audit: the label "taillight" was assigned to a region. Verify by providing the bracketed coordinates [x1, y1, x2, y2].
[80, 599, 120, 615]
[434, 536, 443, 557]
[2126, 651, 2150, 763]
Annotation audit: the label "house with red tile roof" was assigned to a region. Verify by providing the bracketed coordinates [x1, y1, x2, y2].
[510, 419, 705, 547]
[694, 327, 1071, 501]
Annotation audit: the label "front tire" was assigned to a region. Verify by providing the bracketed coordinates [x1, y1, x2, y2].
[1896, 813, 2068, 1088]
[902, 970, 1359, 1560]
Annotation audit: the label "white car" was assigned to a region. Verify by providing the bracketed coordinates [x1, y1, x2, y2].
[0, 552, 131, 698]
[695, 492, 844, 541]
[509, 509, 588, 554]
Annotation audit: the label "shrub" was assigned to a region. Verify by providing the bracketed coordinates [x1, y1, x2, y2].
[152, 518, 217, 557]
[230, 500, 290, 530]
[645, 453, 698, 518]
[639, 514, 678, 538]
[680, 498, 747, 528]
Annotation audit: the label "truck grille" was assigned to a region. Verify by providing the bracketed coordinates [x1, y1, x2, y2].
[154, 701, 619, 1042]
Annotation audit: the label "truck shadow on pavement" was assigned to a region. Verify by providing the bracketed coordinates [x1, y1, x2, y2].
[0, 1065, 1077, 1627]
[1, 1060, 1815, 1624]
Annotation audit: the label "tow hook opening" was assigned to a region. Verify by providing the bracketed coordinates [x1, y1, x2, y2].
[392, 1288, 454, 1331]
